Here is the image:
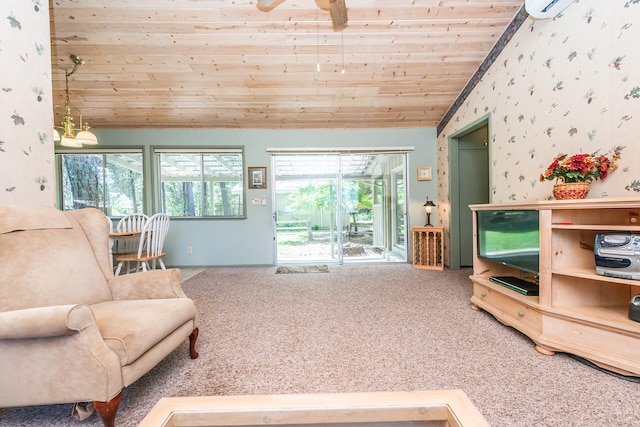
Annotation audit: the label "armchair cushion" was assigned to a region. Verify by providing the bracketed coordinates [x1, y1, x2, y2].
[92, 298, 196, 365]
[0, 207, 112, 312]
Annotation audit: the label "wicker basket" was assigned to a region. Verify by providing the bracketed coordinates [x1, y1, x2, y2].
[552, 182, 590, 200]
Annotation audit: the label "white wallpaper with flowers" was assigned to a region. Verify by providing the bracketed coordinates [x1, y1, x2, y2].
[0, 0, 54, 206]
[437, 0, 640, 263]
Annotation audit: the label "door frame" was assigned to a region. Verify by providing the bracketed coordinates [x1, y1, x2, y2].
[447, 113, 492, 270]
[391, 164, 407, 254]
[269, 149, 411, 265]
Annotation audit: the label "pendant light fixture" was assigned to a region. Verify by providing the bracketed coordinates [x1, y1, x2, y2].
[316, 7, 321, 72]
[341, 30, 345, 75]
[53, 55, 98, 147]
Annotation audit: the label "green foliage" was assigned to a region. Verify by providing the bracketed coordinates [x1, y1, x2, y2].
[286, 180, 373, 226]
[60, 153, 144, 215]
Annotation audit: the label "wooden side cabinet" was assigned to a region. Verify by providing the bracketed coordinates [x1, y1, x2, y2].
[412, 226, 444, 270]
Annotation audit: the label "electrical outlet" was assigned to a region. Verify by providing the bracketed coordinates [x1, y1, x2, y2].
[187, 246, 192, 254]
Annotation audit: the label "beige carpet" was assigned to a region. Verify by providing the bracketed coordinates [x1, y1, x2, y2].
[2, 264, 639, 426]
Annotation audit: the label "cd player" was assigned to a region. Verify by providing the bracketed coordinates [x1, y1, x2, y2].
[594, 233, 640, 280]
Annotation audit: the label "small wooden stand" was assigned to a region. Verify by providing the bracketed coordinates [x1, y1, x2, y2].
[412, 226, 444, 270]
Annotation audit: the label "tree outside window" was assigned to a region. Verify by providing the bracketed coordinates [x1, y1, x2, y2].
[156, 149, 244, 218]
[57, 151, 144, 216]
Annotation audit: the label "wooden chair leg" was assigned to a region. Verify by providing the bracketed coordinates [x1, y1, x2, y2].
[94, 390, 122, 427]
[189, 327, 199, 359]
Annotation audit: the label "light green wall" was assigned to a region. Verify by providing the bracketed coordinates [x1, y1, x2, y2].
[94, 128, 437, 266]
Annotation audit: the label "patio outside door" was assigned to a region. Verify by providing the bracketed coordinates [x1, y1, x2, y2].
[273, 154, 341, 263]
[272, 152, 407, 265]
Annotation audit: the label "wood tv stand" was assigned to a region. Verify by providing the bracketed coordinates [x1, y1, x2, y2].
[470, 198, 640, 377]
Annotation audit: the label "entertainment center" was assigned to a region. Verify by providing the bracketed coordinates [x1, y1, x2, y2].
[469, 198, 640, 377]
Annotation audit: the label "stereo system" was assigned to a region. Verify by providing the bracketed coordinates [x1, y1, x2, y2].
[594, 233, 640, 280]
[630, 295, 640, 323]
[594, 233, 640, 323]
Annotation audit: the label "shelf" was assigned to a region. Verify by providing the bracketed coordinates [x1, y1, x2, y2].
[551, 267, 640, 287]
[547, 305, 640, 335]
[470, 275, 540, 306]
[551, 224, 640, 231]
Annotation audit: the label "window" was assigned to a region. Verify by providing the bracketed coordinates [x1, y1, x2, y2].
[56, 149, 144, 216]
[155, 148, 244, 218]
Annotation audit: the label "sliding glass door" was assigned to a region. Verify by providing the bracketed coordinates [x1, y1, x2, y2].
[273, 154, 341, 263]
[272, 151, 407, 265]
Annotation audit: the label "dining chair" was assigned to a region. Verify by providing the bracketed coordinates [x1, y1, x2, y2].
[114, 213, 170, 276]
[114, 213, 149, 255]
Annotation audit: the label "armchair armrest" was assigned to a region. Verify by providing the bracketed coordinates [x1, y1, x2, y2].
[0, 304, 95, 340]
[0, 304, 124, 406]
[108, 268, 188, 301]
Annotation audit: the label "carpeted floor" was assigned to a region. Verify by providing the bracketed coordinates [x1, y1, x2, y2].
[1, 264, 639, 426]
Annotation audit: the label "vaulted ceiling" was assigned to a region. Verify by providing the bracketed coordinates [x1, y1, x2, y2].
[49, 0, 523, 130]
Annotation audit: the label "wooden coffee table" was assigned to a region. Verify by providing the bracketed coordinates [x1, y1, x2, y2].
[139, 390, 489, 427]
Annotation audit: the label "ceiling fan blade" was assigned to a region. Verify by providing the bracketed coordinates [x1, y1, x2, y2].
[257, 0, 287, 12]
[257, 0, 347, 32]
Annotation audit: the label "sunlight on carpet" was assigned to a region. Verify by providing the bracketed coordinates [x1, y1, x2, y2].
[275, 265, 329, 274]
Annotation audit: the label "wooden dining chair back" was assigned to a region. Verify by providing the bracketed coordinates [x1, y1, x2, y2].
[114, 213, 170, 276]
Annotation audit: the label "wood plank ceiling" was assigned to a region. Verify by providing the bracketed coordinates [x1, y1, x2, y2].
[49, 0, 523, 130]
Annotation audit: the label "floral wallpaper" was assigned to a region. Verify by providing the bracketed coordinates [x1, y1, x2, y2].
[437, 0, 640, 264]
[0, 0, 54, 205]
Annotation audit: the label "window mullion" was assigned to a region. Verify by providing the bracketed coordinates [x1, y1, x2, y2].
[200, 154, 205, 216]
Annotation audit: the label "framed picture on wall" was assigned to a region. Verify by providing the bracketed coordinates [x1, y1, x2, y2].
[417, 166, 432, 181]
[248, 166, 267, 189]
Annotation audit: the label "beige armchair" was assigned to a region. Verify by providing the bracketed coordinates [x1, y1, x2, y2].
[0, 205, 199, 427]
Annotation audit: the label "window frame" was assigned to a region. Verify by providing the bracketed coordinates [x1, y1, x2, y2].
[54, 147, 146, 216]
[152, 146, 246, 219]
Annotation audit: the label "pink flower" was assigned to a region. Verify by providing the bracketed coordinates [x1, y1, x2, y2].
[540, 147, 624, 184]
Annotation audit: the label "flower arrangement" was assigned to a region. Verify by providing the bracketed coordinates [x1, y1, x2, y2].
[539, 146, 624, 184]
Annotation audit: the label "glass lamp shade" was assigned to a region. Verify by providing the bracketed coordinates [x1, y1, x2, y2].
[60, 136, 83, 148]
[53, 128, 61, 142]
[423, 197, 436, 227]
[76, 130, 98, 145]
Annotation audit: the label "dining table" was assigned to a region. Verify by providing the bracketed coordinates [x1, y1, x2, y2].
[108, 230, 142, 270]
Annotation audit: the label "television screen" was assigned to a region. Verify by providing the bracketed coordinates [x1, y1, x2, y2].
[477, 209, 540, 275]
